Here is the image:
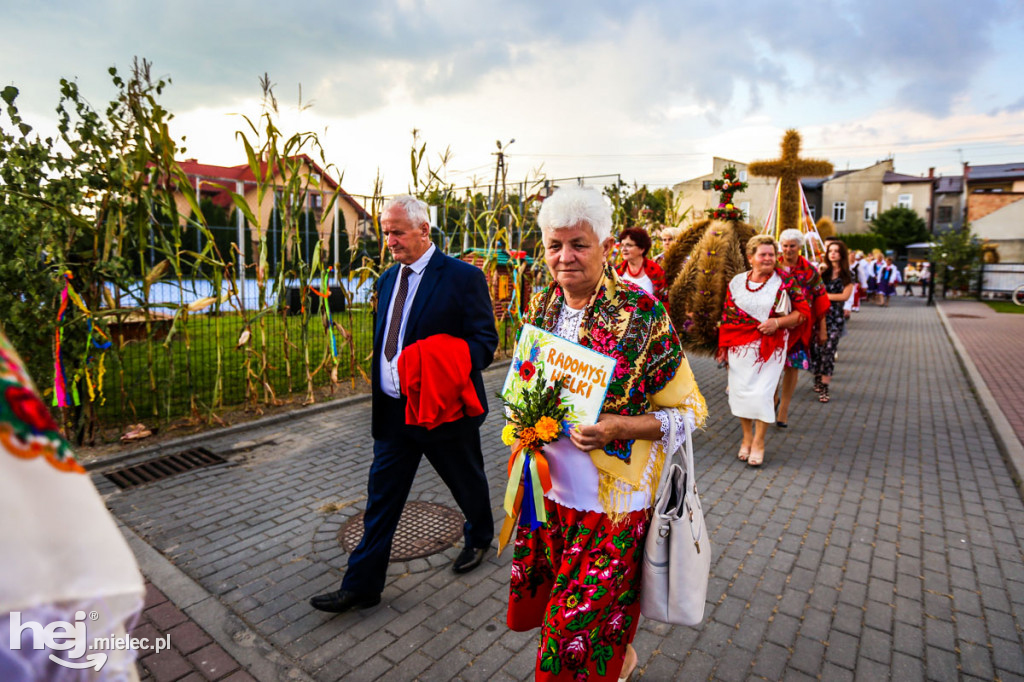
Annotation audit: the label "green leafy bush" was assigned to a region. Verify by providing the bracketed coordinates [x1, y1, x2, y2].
[931, 226, 982, 294]
[837, 233, 887, 255]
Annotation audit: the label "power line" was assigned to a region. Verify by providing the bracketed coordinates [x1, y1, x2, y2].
[508, 133, 1024, 161]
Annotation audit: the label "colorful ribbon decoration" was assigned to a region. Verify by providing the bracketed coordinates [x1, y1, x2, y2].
[53, 272, 112, 407]
[53, 281, 71, 407]
[497, 440, 553, 555]
[321, 267, 338, 359]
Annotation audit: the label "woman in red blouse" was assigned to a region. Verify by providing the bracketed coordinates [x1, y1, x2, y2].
[615, 227, 668, 307]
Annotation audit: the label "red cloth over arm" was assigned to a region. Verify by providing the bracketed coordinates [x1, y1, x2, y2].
[398, 334, 484, 430]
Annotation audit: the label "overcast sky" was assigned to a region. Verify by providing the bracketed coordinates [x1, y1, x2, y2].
[4, 0, 1024, 197]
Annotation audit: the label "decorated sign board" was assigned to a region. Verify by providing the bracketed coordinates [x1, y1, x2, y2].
[501, 323, 615, 426]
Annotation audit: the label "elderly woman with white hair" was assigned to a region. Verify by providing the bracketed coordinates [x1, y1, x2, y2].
[654, 225, 682, 265]
[506, 187, 707, 682]
[773, 228, 831, 427]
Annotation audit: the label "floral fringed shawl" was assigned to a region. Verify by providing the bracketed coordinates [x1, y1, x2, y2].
[780, 256, 831, 350]
[524, 265, 707, 520]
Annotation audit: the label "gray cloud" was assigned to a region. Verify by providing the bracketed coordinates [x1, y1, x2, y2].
[2, 0, 1020, 123]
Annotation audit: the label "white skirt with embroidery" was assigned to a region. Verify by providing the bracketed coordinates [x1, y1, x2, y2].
[727, 340, 786, 422]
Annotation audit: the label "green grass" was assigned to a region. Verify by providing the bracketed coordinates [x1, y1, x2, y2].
[984, 300, 1024, 314]
[94, 309, 520, 426]
[97, 309, 375, 423]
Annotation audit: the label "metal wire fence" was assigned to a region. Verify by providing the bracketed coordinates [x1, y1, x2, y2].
[81, 174, 618, 430]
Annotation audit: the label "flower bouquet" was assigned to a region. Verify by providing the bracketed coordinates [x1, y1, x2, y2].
[496, 363, 571, 553]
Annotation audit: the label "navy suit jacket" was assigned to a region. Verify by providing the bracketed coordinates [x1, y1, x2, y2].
[371, 248, 499, 442]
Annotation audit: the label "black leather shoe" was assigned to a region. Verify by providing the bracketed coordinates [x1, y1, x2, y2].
[309, 589, 381, 613]
[452, 546, 489, 574]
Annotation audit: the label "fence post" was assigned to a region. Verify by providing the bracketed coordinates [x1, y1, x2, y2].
[333, 201, 340, 275]
[236, 180, 246, 308]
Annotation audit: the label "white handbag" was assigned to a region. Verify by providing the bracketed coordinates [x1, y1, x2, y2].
[640, 417, 711, 625]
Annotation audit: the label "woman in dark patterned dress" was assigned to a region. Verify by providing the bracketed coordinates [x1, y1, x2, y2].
[810, 240, 856, 403]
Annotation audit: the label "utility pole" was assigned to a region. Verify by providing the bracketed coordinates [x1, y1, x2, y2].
[491, 139, 515, 245]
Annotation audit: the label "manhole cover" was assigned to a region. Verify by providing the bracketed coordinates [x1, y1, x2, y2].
[947, 314, 983, 319]
[338, 501, 463, 561]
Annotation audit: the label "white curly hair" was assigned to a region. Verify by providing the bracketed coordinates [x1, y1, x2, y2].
[537, 187, 612, 242]
[778, 228, 805, 246]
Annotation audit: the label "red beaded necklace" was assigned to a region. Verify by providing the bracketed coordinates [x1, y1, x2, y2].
[745, 271, 769, 292]
[626, 260, 645, 278]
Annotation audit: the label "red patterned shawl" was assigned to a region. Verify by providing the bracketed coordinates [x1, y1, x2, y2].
[718, 276, 811, 364]
[779, 256, 831, 350]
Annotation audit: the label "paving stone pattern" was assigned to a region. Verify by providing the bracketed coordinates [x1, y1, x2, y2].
[135, 581, 255, 682]
[102, 296, 1024, 680]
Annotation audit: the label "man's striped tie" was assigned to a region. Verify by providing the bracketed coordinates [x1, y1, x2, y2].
[384, 266, 412, 361]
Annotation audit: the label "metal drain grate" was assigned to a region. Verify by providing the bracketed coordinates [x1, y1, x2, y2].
[104, 447, 227, 489]
[947, 314, 983, 319]
[338, 500, 464, 561]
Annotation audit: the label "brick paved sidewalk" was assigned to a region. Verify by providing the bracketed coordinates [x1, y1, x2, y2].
[134, 581, 254, 682]
[95, 295, 1024, 681]
[939, 299, 1024, 451]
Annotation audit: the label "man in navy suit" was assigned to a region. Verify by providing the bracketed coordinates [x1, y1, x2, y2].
[311, 195, 498, 613]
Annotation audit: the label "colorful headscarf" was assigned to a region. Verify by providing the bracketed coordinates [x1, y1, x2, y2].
[524, 265, 707, 517]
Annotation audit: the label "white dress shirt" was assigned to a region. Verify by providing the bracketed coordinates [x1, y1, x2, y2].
[380, 244, 436, 399]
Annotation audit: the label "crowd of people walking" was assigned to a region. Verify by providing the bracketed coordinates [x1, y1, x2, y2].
[0, 187, 952, 682]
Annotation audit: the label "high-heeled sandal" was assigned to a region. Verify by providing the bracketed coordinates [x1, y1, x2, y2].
[738, 445, 751, 461]
[819, 386, 830, 403]
[618, 644, 637, 682]
[748, 448, 764, 467]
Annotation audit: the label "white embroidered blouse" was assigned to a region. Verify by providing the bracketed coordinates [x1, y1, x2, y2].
[540, 302, 691, 513]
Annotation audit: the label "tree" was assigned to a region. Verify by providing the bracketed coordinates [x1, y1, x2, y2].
[0, 86, 67, 385]
[868, 206, 929, 256]
[1, 60, 212, 442]
[604, 182, 675, 230]
[931, 226, 982, 294]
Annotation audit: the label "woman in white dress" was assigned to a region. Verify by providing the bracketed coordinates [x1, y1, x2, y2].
[716, 235, 809, 466]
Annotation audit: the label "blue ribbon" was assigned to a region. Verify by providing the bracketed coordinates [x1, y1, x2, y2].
[521, 452, 544, 531]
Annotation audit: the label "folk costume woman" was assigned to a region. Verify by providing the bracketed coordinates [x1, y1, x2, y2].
[878, 257, 901, 306]
[773, 229, 830, 428]
[614, 227, 668, 308]
[717, 235, 809, 466]
[506, 188, 706, 682]
[0, 330, 144, 681]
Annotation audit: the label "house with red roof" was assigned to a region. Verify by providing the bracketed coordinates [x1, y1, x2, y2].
[173, 155, 372, 268]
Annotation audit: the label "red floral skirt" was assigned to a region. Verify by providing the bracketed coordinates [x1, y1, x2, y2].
[507, 497, 650, 681]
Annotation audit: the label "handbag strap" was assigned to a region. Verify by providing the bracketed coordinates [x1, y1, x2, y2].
[657, 412, 696, 497]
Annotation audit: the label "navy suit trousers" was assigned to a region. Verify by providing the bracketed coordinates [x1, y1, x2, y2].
[341, 395, 494, 595]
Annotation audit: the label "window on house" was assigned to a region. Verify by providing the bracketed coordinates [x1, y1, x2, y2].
[738, 170, 748, 182]
[864, 200, 878, 221]
[832, 202, 846, 223]
[739, 202, 750, 220]
[937, 205, 953, 223]
[702, 180, 712, 191]
[898, 194, 913, 209]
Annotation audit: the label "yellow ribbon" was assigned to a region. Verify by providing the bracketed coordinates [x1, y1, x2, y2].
[503, 448, 527, 517]
[498, 446, 550, 555]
